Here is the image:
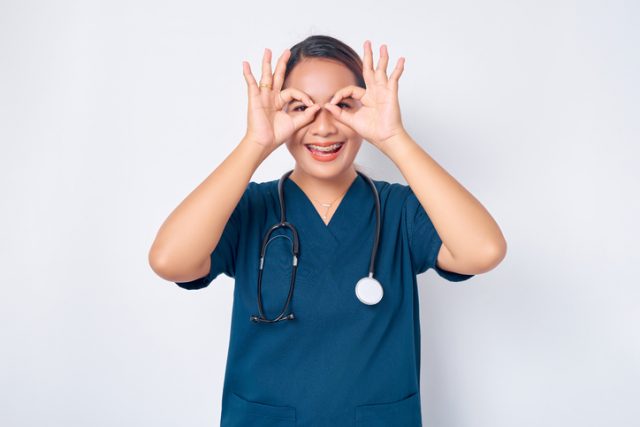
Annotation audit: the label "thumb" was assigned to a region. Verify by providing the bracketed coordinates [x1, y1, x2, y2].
[291, 103, 321, 130]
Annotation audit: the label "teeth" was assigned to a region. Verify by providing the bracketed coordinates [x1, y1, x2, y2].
[307, 143, 343, 152]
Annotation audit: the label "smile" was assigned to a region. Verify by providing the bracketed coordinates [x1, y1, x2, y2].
[305, 142, 344, 154]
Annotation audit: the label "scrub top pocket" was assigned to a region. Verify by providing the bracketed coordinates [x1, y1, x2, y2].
[355, 391, 422, 426]
[222, 392, 296, 427]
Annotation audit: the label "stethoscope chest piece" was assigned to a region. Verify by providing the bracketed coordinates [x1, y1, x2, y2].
[355, 276, 384, 305]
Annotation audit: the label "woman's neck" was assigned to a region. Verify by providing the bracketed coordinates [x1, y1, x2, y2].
[289, 167, 358, 203]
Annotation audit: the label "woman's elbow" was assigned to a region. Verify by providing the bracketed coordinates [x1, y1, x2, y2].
[148, 243, 207, 283]
[481, 238, 507, 272]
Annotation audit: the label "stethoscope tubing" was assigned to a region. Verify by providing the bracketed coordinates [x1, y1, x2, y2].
[251, 169, 381, 323]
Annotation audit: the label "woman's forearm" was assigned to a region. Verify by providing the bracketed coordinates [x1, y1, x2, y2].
[149, 136, 271, 282]
[380, 131, 507, 273]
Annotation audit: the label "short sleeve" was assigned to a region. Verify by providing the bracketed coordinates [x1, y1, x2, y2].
[175, 183, 253, 290]
[403, 187, 475, 281]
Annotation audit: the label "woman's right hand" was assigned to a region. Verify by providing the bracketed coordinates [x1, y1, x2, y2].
[242, 48, 321, 152]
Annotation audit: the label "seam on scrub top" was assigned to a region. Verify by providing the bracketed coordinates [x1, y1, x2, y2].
[402, 189, 417, 273]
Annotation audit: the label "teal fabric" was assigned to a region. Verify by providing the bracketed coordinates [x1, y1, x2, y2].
[176, 174, 475, 426]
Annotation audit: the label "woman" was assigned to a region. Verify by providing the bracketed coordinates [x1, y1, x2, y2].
[149, 35, 506, 427]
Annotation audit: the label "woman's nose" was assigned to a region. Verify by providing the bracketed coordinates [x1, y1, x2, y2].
[310, 104, 338, 135]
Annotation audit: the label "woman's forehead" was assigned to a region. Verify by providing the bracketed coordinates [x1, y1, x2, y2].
[284, 58, 356, 98]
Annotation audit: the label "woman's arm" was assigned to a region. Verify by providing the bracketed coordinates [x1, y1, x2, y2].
[149, 47, 322, 284]
[319, 41, 505, 275]
[381, 131, 507, 275]
[148, 137, 270, 283]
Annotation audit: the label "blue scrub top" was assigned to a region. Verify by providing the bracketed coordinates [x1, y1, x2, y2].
[176, 173, 475, 427]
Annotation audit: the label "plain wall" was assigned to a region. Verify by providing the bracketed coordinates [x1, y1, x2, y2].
[1, 0, 638, 426]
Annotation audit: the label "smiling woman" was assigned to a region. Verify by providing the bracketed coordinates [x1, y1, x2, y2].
[148, 34, 506, 427]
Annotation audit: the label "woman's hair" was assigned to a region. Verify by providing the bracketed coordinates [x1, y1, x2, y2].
[284, 35, 365, 89]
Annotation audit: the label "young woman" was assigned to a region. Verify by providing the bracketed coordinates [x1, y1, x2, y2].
[149, 35, 506, 427]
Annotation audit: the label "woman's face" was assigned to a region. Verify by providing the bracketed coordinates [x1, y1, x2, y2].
[282, 57, 363, 180]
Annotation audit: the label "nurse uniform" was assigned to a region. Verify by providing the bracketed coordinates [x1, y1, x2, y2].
[176, 173, 475, 427]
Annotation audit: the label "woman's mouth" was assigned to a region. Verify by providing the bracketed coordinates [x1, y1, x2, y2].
[305, 142, 345, 162]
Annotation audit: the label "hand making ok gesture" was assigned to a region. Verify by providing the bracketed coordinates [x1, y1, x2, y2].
[323, 41, 407, 151]
[242, 48, 322, 152]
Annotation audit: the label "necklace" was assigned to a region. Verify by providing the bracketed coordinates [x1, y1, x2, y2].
[290, 173, 356, 222]
[308, 188, 348, 221]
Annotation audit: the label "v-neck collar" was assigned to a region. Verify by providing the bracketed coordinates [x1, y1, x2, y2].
[284, 173, 363, 246]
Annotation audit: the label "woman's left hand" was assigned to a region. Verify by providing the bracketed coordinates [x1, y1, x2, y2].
[323, 41, 407, 151]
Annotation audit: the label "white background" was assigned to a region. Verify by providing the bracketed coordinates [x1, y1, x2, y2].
[1, 0, 638, 426]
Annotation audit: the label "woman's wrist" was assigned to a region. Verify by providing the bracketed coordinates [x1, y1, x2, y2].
[238, 135, 274, 167]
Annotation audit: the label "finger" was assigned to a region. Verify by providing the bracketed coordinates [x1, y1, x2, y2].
[291, 104, 321, 129]
[323, 102, 355, 128]
[362, 40, 375, 89]
[260, 48, 273, 89]
[388, 57, 405, 90]
[242, 61, 260, 98]
[277, 87, 315, 110]
[376, 44, 389, 84]
[329, 85, 366, 104]
[272, 48, 291, 93]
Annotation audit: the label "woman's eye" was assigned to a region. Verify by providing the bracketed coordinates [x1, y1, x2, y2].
[292, 102, 350, 112]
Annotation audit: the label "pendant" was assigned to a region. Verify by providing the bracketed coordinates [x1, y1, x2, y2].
[321, 203, 331, 221]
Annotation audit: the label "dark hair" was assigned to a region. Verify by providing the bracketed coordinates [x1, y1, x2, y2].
[283, 35, 365, 89]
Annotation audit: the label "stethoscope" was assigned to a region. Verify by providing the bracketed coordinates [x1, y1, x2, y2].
[250, 169, 383, 324]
